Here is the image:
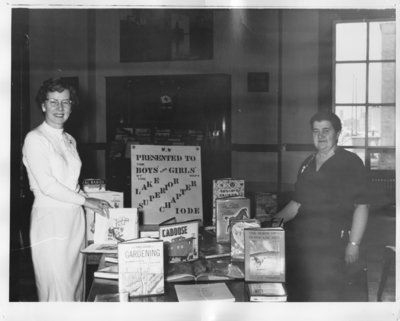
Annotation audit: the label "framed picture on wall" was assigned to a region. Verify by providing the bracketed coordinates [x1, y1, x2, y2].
[120, 9, 213, 62]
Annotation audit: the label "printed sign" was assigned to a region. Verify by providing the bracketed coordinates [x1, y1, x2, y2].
[131, 145, 203, 224]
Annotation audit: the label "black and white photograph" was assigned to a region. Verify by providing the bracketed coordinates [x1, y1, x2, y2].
[1, 0, 398, 320]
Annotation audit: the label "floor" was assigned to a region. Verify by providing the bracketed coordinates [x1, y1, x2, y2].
[9, 206, 396, 302]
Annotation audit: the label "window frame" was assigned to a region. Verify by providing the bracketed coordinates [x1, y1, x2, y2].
[332, 18, 396, 172]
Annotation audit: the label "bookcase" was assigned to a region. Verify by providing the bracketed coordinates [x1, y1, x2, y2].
[105, 74, 231, 225]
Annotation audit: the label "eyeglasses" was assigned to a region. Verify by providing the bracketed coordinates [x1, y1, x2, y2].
[46, 99, 72, 108]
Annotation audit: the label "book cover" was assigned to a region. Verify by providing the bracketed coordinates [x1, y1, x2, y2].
[247, 283, 287, 302]
[118, 237, 164, 297]
[230, 218, 260, 261]
[131, 145, 203, 225]
[212, 178, 245, 225]
[159, 219, 199, 263]
[216, 197, 250, 243]
[244, 227, 285, 283]
[94, 208, 139, 244]
[174, 283, 235, 302]
[166, 259, 244, 283]
[84, 191, 124, 243]
[81, 208, 138, 254]
[82, 178, 106, 193]
[254, 192, 277, 221]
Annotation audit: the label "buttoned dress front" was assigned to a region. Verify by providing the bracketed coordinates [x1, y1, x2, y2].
[23, 121, 87, 301]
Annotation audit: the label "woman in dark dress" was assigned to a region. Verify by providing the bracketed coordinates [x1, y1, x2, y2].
[275, 110, 369, 302]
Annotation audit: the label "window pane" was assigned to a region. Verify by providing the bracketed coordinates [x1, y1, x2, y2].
[346, 148, 366, 165]
[336, 106, 366, 146]
[369, 21, 396, 60]
[370, 151, 395, 170]
[368, 106, 395, 146]
[336, 23, 367, 61]
[335, 63, 366, 104]
[368, 62, 395, 103]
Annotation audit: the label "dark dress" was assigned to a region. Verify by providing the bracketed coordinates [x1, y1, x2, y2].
[285, 147, 368, 302]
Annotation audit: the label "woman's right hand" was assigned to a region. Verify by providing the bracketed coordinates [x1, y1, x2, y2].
[84, 197, 111, 218]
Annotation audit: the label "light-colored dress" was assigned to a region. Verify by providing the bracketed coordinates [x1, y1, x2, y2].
[22, 121, 86, 301]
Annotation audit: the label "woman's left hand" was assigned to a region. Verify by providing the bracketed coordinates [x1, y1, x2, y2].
[345, 242, 359, 264]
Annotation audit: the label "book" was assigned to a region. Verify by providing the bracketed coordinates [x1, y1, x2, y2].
[199, 246, 231, 260]
[260, 217, 284, 228]
[247, 282, 287, 302]
[198, 229, 231, 260]
[104, 254, 118, 264]
[82, 178, 106, 192]
[139, 218, 177, 238]
[230, 218, 260, 261]
[253, 192, 278, 221]
[94, 208, 139, 244]
[244, 227, 285, 283]
[174, 283, 235, 302]
[212, 178, 245, 225]
[139, 225, 160, 238]
[94, 265, 118, 280]
[159, 219, 199, 263]
[118, 237, 164, 297]
[84, 190, 124, 243]
[81, 208, 139, 254]
[216, 197, 250, 243]
[166, 259, 244, 283]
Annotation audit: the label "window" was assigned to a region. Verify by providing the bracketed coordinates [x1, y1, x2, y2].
[334, 20, 395, 171]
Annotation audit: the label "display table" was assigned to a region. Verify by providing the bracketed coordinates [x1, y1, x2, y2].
[86, 228, 249, 302]
[87, 271, 247, 302]
[85, 227, 369, 302]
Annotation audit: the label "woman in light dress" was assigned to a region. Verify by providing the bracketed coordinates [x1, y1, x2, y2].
[23, 78, 110, 301]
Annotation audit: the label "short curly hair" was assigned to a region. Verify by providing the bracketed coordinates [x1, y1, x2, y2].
[310, 110, 342, 133]
[36, 78, 79, 110]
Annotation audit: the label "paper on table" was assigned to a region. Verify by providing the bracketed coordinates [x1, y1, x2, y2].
[174, 283, 235, 302]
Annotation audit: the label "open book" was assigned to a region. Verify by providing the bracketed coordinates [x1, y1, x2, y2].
[166, 259, 244, 282]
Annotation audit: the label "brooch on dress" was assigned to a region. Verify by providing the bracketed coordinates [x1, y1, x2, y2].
[300, 154, 316, 174]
